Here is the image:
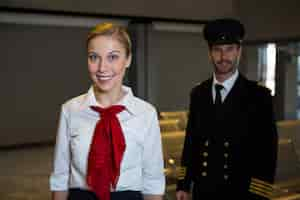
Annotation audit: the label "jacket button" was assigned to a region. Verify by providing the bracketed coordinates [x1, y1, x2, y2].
[224, 142, 229, 147]
[201, 171, 207, 176]
[202, 162, 208, 167]
[203, 152, 208, 157]
[224, 174, 229, 180]
[224, 164, 228, 169]
[224, 153, 229, 158]
[204, 140, 209, 147]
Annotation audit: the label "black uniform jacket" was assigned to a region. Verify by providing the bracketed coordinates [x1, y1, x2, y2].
[176, 74, 278, 200]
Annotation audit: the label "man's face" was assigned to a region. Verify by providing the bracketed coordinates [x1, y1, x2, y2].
[209, 43, 242, 77]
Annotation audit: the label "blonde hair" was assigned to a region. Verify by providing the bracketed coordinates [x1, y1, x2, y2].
[87, 22, 132, 57]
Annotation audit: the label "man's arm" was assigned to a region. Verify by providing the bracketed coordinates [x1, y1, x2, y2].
[176, 88, 197, 193]
[249, 87, 278, 200]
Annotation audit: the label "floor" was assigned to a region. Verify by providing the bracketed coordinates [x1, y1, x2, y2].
[0, 146, 53, 200]
[1, 145, 300, 200]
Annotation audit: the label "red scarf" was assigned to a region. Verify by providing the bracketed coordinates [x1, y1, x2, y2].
[87, 105, 126, 200]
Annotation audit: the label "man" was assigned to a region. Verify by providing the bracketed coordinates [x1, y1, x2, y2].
[176, 18, 278, 200]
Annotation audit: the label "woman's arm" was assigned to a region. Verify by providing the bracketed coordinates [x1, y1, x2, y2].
[52, 191, 68, 200]
[143, 194, 163, 200]
[50, 107, 71, 196]
[142, 110, 166, 197]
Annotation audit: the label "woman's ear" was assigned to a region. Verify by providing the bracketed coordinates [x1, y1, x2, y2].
[126, 54, 132, 68]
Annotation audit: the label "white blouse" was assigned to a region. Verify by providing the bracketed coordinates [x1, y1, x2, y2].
[50, 86, 165, 195]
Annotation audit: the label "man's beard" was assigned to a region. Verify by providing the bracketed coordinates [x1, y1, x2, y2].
[214, 58, 239, 75]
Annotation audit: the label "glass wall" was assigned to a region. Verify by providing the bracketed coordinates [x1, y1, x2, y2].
[297, 52, 300, 119]
[253, 42, 300, 120]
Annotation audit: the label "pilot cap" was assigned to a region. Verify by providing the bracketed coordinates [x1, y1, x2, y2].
[203, 18, 245, 45]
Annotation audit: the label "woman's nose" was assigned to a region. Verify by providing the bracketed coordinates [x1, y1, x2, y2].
[97, 60, 108, 72]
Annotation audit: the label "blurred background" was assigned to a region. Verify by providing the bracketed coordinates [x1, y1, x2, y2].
[1, 1, 300, 199]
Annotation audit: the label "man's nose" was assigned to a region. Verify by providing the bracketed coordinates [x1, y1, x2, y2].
[220, 50, 227, 60]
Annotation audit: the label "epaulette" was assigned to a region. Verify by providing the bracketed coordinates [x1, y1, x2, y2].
[195, 81, 202, 86]
[192, 81, 203, 88]
[247, 80, 269, 91]
[257, 81, 267, 88]
[257, 82, 272, 93]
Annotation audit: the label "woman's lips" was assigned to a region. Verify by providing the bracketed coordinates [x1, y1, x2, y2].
[96, 74, 114, 81]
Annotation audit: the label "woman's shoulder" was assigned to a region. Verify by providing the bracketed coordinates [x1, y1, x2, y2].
[131, 96, 157, 115]
[60, 92, 89, 113]
[123, 85, 157, 115]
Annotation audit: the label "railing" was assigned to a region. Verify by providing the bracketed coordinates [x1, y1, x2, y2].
[159, 111, 300, 200]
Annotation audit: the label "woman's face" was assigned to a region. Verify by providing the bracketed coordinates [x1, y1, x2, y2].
[87, 35, 131, 94]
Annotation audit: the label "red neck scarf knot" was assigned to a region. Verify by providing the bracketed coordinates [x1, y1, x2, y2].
[87, 105, 126, 200]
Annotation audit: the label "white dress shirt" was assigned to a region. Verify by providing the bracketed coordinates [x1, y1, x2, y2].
[50, 86, 165, 195]
[212, 70, 239, 103]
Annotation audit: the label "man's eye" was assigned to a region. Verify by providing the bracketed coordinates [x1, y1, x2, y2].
[212, 48, 221, 52]
[88, 54, 99, 62]
[225, 47, 234, 52]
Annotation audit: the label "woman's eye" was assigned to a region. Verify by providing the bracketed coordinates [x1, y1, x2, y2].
[108, 54, 119, 62]
[88, 54, 99, 62]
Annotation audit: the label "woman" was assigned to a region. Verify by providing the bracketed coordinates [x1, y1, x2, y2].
[50, 22, 165, 200]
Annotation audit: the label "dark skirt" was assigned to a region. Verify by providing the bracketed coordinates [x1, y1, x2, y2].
[67, 188, 143, 200]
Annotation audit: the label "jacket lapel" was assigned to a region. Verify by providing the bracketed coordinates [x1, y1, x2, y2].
[221, 74, 248, 115]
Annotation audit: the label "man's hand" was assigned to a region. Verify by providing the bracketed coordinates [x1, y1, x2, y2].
[176, 190, 189, 200]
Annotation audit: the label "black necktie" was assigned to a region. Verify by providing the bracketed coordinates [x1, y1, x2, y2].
[215, 84, 224, 106]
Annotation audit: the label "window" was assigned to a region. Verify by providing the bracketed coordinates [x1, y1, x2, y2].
[258, 43, 276, 96]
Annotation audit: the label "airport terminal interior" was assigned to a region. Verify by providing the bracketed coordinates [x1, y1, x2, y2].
[1, 1, 300, 200]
